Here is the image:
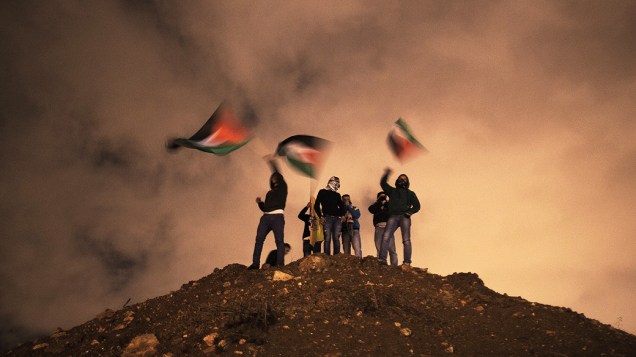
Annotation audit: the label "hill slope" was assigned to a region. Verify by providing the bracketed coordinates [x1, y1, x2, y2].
[4, 254, 635, 356]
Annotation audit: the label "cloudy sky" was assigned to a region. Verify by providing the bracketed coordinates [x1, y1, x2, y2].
[1, 0, 635, 348]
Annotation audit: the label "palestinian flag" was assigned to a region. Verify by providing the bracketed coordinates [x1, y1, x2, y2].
[167, 103, 252, 156]
[275, 135, 330, 179]
[387, 118, 427, 163]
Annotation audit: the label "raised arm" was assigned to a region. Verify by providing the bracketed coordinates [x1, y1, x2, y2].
[380, 168, 393, 194]
[348, 205, 361, 219]
[298, 205, 310, 221]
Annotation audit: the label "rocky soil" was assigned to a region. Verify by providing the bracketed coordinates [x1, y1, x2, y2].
[4, 254, 635, 356]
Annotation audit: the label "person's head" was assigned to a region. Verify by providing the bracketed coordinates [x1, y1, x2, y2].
[377, 191, 387, 202]
[395, 174, 410, 189]
[284, 243, 291, 255]
[342, 194, 351, 205]
[327, 176, 340, 191]
[270, 173, 280, 189]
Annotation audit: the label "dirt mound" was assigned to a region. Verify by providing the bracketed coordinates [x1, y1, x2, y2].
[4, 254, 635, 356]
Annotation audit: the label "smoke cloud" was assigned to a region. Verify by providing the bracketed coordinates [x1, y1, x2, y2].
[1, 0, 635, 348]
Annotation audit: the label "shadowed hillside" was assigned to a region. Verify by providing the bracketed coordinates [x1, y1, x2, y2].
[4, 254, 635, 356]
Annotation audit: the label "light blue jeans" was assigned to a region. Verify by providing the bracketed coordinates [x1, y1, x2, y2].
[342, 228, 362, 257]
[374, 223, 398, 266]
[379, 215, 412, 264]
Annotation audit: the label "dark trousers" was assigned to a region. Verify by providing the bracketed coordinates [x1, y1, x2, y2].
[252, 214, 285, 266]
[303, 239, 322, 257]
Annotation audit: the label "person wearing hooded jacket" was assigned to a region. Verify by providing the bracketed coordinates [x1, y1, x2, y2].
[314, 176, 345, 255]
[378, 168, 420, 266]
[369, 191, 398, 266]
[248, 156, 288, 269]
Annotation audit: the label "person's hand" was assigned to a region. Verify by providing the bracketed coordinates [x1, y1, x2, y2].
[307, 202, 312, 209]
[339, 216, 346, 223]
[256, 197, 263, 204]
[384, 167, 393, 175]
[320, 217, 325, 225]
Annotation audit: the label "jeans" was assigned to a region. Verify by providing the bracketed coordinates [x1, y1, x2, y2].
[342, 228, 362, 257]
[303, 239, 322, 257]
[379, 215, 412, 264]
[252, 214, 285, 266]
[374, 223, 398, 266]
[323, 216, 342, 255]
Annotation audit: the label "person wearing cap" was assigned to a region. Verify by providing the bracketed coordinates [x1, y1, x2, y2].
[378, 168, 420, 266]
[248, 156, 288, 270]
[314, 176, 345, 255]
[369, 191, 398, 266]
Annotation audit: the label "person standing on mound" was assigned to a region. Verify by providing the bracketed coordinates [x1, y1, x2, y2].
[248, 155, 288, 269]
[314, 176, 345, 255]
[378, 168, 420, 266]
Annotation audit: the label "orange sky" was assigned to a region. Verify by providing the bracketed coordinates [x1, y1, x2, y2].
[0, 0, 634, 347]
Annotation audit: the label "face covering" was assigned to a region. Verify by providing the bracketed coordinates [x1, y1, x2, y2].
[326, 177, 340, 191]
[396, 179, 408, 188]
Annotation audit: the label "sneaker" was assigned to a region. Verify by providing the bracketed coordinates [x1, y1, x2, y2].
[247, 264, 259, 270]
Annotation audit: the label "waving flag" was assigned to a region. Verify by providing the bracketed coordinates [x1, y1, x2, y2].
[167, 103, 252, 156]
[275, 135, 330, 179]
[387, 118, 427, 163]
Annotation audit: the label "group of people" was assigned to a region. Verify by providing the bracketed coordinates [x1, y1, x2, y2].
[247, 156, 420, 270]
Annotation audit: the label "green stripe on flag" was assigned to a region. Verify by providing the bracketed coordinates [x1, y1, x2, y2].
[287, 157, 316, 178]
[395, 118, 423, 147]
[174, 138, 251, 156]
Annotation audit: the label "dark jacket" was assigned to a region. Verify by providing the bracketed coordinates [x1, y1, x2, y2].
[380, 172, 420, 216]
[314, 189, 345, 217]
[258, 161, 288, 213]
[368, 199, 390, 226]
[264, 249, 279, 266]
[298, 206, 311, 239]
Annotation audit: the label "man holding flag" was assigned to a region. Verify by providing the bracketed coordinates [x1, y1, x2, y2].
[378, 168, 420, 266]
[248, 155, 288, 269]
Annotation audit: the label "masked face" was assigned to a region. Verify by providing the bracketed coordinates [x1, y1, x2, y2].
[396, 174, 409, 188]
[327, 177, 340, 191]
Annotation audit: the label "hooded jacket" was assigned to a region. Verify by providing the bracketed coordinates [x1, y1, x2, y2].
[380, 172, 420, 216]
[258, 160, 288, 213]
[368, 194, 390, 226]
